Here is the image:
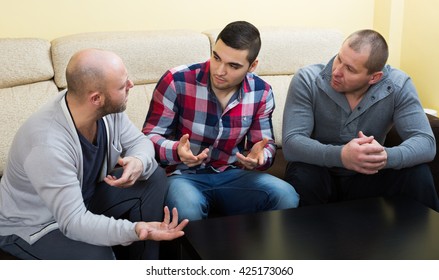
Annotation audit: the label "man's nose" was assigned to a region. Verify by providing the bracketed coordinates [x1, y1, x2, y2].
[217, 63, 226, 75]
[128, 79, 134, 88]
[333, 65, 342, 77]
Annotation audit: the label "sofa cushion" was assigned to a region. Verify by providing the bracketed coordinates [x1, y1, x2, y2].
[203, 27, 344, 76]
[51, 30, 211, 89]
[0, 38, 53, 89]
[384, 113, 439, 193]
[262, 75, 293, 145]
[125, 84, 156, 130]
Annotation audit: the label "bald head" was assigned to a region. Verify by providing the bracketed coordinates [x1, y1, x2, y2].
[66, 49, 125, 98]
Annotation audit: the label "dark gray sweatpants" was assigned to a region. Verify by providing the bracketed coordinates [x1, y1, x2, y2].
[0, 167, 168, 260]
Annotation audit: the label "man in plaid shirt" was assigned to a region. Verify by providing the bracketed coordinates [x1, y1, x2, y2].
[143, 21, 299, 221]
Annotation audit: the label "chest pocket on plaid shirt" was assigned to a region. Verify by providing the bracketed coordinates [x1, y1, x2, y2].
[221, 115, 253, 140]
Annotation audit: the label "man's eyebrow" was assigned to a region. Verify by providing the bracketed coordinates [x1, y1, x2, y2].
[212, 50, 245, 67]
[337, 53, 357, 72]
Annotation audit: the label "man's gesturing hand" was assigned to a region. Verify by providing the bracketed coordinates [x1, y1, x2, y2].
[177, 134, 209, 167]
[236, 138, 268, 170]
[135, 206, 189, 241]
[104, 157, 143, 188]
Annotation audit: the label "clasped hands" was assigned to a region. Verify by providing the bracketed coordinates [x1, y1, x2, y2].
[341, 131, 388, 174]
[177, 134, 268, 170]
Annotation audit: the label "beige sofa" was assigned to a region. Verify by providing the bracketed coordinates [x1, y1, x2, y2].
[0, 27, 344, 179]
[3, 27, 439, 261]
[0, 28, 343, 259]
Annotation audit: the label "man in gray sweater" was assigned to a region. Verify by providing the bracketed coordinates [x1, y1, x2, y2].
[282, 29, 439, 211]
[0, 49, 188, 259]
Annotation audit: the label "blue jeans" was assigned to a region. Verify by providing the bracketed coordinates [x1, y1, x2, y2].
[166, 168, 299, 221]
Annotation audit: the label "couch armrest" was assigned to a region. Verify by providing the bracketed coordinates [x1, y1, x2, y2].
[384, 113, 439, 195]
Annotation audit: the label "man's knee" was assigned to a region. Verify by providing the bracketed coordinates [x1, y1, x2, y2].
[165, 195, 207, 221]
[383, 164, 438, 211]
[165, 179, 208, 221]
[267, 177, 300, 209]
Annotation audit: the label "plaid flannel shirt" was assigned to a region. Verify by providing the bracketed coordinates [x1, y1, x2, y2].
[142, 60, 277, 174]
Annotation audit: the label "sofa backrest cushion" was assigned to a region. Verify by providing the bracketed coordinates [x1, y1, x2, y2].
[50, 30, 212, 129]
[0, 82, 59, 175]
[0, 38, 58, 176]
[51, 30, 211, 89]
[0, 38, 54, 89]
[203, 27, 344, 76]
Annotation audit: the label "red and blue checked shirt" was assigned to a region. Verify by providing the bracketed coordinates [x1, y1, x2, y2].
[142, 60, 277, 174]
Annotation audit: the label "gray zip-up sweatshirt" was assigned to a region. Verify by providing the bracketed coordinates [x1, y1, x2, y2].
[282, 57, 435, 170]
[0, 91, 158, 245]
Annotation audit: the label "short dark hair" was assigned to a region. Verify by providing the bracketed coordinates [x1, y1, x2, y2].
[216, 21, 261, 64]
[346, 29, 389, 74]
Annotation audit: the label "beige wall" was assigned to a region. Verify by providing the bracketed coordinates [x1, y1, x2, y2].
[1, 0, 437, 112]
[0, 0, 373, 40]
[373, 0, 404, 68]
[374, 0, 438, 112]
[400, 0, 439, 113]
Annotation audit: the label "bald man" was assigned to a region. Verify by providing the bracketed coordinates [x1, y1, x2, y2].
[0, 49, 188, 260]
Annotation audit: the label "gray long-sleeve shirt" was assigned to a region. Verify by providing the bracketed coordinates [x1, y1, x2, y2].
[0, 91, 158, 245]
[282, 57, 435, 170]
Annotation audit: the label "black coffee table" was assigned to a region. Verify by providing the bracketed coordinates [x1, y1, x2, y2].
[180, 197, 439, 259]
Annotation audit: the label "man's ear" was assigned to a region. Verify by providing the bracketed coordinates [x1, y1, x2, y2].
[89, 91, 102, 106]
[369, 71, 383, 85]
[248, 59, 258, 73]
